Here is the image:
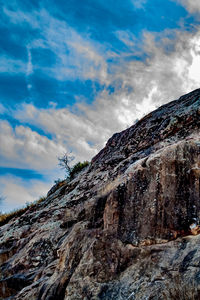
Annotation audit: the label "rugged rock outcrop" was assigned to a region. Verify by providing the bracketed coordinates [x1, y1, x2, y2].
[1, 89, 200, 299]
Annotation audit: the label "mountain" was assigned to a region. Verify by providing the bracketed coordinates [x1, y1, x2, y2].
[1, 89, 200, 299]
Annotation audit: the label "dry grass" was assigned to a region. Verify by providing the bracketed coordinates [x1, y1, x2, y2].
[0, 196, 46, 227]
[36, 196, 47, 204]
[0, 206, 29, 226]
[57, 180, 66, 188]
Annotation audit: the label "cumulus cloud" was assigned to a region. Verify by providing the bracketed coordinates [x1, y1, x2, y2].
[113, 28, 200, 101]
[0, 120, 66, 170]
[14, 104, 106, 162]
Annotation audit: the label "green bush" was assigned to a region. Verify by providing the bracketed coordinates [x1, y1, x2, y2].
[70, 161, 89, 179]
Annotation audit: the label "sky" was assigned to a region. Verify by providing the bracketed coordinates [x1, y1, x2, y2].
[0, 0, 200, 212]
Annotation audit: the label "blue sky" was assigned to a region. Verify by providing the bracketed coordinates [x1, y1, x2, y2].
[0, 0, 200, 212]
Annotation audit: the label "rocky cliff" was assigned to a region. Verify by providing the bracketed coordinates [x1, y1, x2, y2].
[1, 89, 200, 299]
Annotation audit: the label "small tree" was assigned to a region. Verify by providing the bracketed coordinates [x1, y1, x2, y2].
[58, 153, 89, 181]
[58, 153, 74, 179]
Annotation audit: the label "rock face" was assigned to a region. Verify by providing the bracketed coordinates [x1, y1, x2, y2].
[1, 89, 200, 299]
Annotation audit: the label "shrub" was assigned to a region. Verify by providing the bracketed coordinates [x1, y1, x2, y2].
[70, 161, 89, 179]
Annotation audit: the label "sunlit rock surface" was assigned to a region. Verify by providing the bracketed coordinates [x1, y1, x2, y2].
[1, 89, 200, 299]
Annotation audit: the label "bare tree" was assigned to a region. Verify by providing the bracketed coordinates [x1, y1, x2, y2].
[58, 153, 89, 181]
[58, 153, 74, 178]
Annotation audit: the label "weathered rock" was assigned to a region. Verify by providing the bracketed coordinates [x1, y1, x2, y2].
[1, 89, 200, 299]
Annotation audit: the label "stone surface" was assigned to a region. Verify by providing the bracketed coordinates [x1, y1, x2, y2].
[1, 89, 200, 299]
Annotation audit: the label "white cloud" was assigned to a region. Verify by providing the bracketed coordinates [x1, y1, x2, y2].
[68, 41, 108, 84]
[11, 28, 200, 170]
[0, 175, 52, 213]
[177, 0, 200, 13]
[187, 36, 200, 81]
[26, 46, 33, 75]
[3, 6, 40, 28]
[13, 104, 106, 163]
[112, 28, 200, 101]
[3, 6, 108, 83]
[0, 120, 66, 170]
[115, 30, 136, 48]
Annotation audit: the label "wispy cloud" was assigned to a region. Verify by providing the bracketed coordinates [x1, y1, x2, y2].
[2, 6, 40, 28]
[3, 6, 108, 83]
[0, 55, 26, 74]
[26, 45, 33, 91]
[132, 0, 147, 9]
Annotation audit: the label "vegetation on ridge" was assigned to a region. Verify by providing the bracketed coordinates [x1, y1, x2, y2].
[58, 153, 89, 180]
[0, 155, 89, 228]
[0, 196, 46, 227]
[69, 161, 89, 179]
